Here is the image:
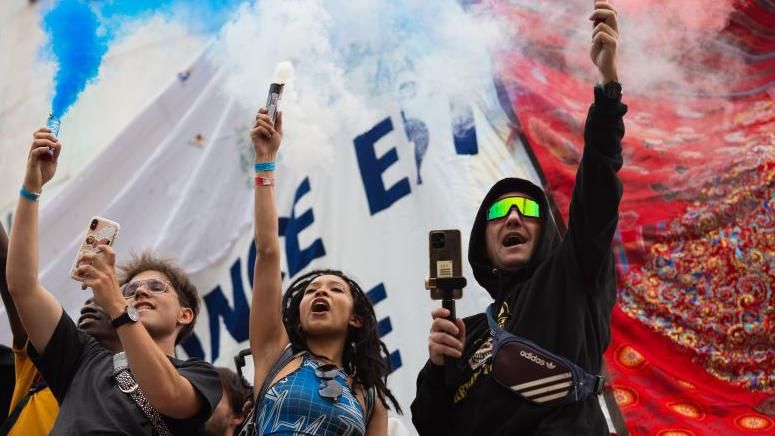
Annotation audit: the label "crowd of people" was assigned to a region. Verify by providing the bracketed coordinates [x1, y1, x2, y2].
[1, 2, 625, 435]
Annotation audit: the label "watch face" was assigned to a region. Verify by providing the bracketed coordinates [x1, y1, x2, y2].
[127, 305, 140, 321]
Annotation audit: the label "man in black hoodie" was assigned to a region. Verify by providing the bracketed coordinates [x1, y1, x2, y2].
[411, 2, 626, 434]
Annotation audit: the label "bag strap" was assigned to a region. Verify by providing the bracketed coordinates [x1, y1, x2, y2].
[0, 381, 49, 434]
[257, 344, 298, 405]
[112, 352, 172, 436]
[114, 369, 172, 436]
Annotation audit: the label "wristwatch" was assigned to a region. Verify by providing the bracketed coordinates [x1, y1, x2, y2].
[111, 305, 139, 329]
[600, 81, 623, 99]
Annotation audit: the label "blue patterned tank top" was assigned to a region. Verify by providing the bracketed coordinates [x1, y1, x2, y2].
[256, 352, 367, 436]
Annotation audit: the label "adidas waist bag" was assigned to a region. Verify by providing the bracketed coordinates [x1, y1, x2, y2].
[485, 304, 605, 407]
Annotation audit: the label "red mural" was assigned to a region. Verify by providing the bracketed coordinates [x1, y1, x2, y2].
[486, 0, 774, 433]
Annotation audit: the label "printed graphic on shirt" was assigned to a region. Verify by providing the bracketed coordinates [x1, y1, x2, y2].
[469, 337, 492, 371]
[453, 302, 512, 403]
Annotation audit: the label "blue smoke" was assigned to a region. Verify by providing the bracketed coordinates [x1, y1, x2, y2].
[43, 0, 246, 118]
[44, 0, 108, 118]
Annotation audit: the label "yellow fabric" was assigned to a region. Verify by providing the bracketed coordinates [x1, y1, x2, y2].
[7, 345, 58, 436]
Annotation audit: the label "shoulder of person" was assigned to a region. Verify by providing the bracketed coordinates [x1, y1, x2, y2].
[171, 355, 217, 372]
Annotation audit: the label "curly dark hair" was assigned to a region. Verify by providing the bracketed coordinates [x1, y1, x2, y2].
[281, 269, 402, 414]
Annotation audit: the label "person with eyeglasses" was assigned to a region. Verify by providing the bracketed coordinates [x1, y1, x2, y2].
[1, 218, 123, 435]
[245, 108, 402, 435]
[412, 2, 626, 435]
[5, 129, 222, 434]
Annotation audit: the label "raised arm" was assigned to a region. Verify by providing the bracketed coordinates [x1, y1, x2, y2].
[5, 129, 65, 354]
[248, 108, 288, 393]
[565, 0, 626, 290]
[0, 223, 28, 349]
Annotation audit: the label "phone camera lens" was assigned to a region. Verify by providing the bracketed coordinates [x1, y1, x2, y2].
[431, 232, 446, 249]
[90, 219, 98, 230]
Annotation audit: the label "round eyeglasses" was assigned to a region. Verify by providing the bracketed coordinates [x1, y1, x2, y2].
[120, 278, 171, 299]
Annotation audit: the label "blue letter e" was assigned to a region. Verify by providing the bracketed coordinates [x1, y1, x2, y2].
[354, 117, 411, 216]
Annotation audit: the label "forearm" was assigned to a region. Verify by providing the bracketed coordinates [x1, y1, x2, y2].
[566, 87, 626, 286]
[0, 223, 28, 348]
[7, 198, 41, 295]
[254, 152, 280, 259]
[249, 153, 284, 336]
[113, 317, 202, 419]
[6, 197, 61, 352]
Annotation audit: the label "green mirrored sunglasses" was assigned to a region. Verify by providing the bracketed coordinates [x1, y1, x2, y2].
[487, 196, 541, 221]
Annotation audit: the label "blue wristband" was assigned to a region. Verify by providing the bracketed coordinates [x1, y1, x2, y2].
[20, 186, 40, 201]
[254, 162, 276, 172]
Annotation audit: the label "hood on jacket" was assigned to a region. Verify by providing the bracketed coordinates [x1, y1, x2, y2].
[468, 178, 562, 298]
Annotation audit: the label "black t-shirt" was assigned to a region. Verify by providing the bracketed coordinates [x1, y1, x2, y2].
[29, 310, 222, 435]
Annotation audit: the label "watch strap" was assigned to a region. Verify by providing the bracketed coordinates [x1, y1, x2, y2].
[111, 306, 137, 329]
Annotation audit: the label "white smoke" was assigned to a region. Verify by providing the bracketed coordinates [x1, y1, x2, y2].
[211, 0, 506, 170]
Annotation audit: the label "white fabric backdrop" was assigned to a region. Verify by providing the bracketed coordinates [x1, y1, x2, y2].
[1, 49, 541, 428]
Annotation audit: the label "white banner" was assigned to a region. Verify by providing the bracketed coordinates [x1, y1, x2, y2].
[1, 50, 540, 429]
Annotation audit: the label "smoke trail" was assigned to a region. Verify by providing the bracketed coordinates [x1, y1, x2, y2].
[43, 0, 108, 118]
[213, 0, 505, 169]
[41, 0, 245, 119]
[490, 0, 740, 97]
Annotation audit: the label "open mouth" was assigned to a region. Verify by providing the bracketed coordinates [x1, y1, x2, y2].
[502, 234, 526, 247]
[134, 302, 154, 311]
[311, 298, 330, 314]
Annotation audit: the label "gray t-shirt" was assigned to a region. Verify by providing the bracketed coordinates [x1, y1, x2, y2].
[29, 311, 222, 435]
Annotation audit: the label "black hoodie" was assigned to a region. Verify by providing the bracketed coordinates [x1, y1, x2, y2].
[411, 87, 627, 435]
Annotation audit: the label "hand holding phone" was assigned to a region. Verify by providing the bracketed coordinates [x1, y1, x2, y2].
[426, 229, 466, 385]
[70, 217, 120, 283]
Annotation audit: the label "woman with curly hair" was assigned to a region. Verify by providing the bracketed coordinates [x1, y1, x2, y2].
[246, 107, 401, 436]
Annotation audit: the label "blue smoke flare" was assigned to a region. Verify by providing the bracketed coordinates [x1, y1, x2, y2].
[42, 0, 245, 119]
[44, 0, 108, 118]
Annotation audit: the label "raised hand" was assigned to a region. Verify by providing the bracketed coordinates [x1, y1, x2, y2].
[25, 128, 62, 193]
[75, 244, 124, 318]
[589, 1, 619, 84]
[250, 108, 284, 161]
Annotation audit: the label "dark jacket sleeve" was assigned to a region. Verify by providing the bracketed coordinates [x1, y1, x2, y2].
[411, 360, 456, 436]
[563, 86, 627, 292]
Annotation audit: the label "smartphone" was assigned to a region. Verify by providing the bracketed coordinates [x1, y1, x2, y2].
[70, 216, 121, 282]
[427, 229, 463, 300]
